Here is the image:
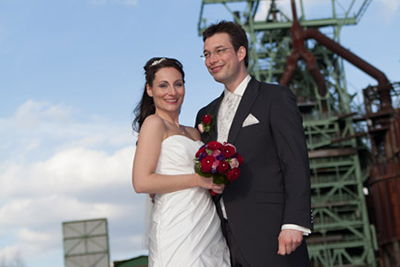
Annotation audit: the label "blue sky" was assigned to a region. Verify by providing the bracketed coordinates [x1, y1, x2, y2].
[0, 0, 399, 266]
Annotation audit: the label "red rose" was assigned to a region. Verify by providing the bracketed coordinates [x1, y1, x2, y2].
[209, 189, 216, 196]
[236, 153, 243, 165]
[221, 143, 236, 158]
[201, 155, 215, 173]
[227, 168, 240, 182]
[195, 146, 206, 158]
[217, 160, 229, 174]
[202, 114, 212, 125]
[207, 141, 222, 151]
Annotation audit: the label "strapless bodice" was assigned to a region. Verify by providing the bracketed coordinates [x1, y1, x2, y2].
[156, 135, 203, 175]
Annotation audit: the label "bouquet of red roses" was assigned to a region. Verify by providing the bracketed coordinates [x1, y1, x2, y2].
[194, 141, 243, 193]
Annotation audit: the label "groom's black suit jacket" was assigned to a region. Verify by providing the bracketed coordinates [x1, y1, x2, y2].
[196, 78, 313, 267]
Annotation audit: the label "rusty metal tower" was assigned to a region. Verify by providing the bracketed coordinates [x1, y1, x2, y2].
[199, 0, 400, 266]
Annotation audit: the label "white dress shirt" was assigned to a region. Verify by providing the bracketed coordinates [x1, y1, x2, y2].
[217, 74, 311, 235]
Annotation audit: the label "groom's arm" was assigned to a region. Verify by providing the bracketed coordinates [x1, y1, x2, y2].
[269, 86, 312, 255]
[270, 86, 312, 229]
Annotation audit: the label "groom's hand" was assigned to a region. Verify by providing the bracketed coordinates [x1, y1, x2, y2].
[277, 229, 303, 255]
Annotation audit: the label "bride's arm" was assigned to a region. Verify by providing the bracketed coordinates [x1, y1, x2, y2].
[132, 115, 222, 194]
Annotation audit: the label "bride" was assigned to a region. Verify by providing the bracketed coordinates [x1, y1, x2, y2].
[131, 57, 230, 267]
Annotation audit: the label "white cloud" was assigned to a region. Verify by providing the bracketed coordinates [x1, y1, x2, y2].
[0, 145, 134, 198]
[14, 100, 74, 127]
[0, 100, 143, 264]
[0, 226, 59, 265]
[377, 0, 400, 23]
[17, 228, 57, 256]
[254, 0, 291, 22]
[0, 192, 145, 262]
[254, 0, 331, 22]
[18, 227, 52, 243]
[0, 248, 26, 266]
[0, 100, 135, 162]
[0, 193, 136, 227]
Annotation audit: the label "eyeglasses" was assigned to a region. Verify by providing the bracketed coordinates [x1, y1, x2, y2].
[200, 47, 234, 60]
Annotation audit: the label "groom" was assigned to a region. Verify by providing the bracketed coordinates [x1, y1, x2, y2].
[195, 21, 313, 267]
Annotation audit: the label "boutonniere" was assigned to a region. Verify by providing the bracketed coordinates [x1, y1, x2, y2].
[198, 114, 214, 135]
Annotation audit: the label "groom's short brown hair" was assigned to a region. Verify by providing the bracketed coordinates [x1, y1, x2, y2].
[202, 20, 249, 67]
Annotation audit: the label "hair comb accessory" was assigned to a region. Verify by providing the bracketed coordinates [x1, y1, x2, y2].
[150, 58, 166, 67]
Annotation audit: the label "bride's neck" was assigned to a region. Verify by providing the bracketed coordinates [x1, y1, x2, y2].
[155, 111, 179, 126]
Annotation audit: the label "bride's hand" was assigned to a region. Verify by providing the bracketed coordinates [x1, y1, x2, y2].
[195, 174, 225, 193]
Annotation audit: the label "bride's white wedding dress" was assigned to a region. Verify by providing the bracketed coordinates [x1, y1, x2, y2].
[148, 135, 230, 267]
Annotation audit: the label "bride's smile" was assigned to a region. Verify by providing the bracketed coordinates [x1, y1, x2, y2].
[146, 67, 185, 116]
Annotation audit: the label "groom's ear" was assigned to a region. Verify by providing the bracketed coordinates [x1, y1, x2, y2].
[237, 46, 246, 62]
[146, 84, 153, 97]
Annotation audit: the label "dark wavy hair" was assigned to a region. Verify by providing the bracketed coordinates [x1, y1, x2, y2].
[202, 20, 249, 67]
[132, 57, 185, 132]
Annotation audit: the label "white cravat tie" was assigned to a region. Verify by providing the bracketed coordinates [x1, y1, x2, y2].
[218, 92, 240, 143]
[217, 91, 241, 219]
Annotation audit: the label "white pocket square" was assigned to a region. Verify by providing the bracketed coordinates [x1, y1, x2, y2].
[242, 113, 259, 127]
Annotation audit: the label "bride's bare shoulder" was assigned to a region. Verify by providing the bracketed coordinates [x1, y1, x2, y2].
[142, 114, 165, 129]
[139, 115, 167, 139]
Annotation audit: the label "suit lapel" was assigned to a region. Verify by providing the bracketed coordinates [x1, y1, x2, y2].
[228, 78, 260, 143]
